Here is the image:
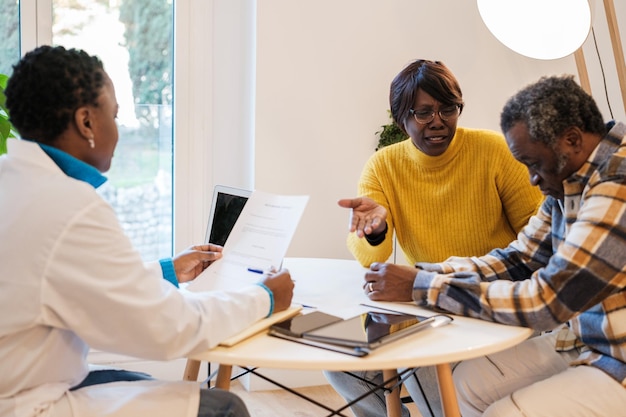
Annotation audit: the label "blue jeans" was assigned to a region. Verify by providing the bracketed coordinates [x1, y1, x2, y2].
[323, 370, 412, 417]
[72, 369, 250, 417]
[70, 369, 154, 389]
[324, 367, 442, 417]
[197, 388, 249, 417]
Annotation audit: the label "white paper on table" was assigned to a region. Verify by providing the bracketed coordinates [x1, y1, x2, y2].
[187, 190, 309, 292]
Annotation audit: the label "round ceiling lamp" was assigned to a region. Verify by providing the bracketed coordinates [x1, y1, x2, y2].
[477, 0, 593, 60]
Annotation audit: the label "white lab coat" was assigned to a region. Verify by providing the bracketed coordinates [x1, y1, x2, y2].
[0, 139, 271, 417]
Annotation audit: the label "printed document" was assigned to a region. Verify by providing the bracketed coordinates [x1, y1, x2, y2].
[187, 190, 309, 292]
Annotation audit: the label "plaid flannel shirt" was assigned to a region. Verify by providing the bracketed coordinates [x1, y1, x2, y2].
[414, 121, 626, 385]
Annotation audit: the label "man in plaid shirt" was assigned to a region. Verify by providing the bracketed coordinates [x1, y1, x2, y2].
[364, 75, 626, 416]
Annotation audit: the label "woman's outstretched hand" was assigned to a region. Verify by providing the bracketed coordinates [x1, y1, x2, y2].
[338, 197, 387, 238]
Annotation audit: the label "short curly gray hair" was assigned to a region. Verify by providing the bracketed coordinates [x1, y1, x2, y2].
[500, 75, 606, 147]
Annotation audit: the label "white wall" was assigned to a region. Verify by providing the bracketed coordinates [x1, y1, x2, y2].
[174, 0, 259, 249]
[253, 0, 626, 260]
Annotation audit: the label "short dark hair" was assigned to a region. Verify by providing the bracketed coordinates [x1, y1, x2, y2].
[5, 45, 105, 144]
[500, 75, 606, 147]
[389, 59, 464, 134]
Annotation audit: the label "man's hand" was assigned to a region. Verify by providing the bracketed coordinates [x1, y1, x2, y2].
[338, 197, 387, 238]
[363, 262, 416, 302]
[172, 244, 223, 283]
[261, 269, 295, 313]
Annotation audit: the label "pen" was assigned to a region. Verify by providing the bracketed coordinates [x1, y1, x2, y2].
[247, 267, 297, 282]
[247, 267, 295, 280]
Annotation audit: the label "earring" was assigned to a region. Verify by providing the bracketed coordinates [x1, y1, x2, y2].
[88, 136, 95, 149]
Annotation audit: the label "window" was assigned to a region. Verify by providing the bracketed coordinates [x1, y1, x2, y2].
[0, 0, 20, 75]
[9, 0, 175, 260]
[1, 1, 239, 258]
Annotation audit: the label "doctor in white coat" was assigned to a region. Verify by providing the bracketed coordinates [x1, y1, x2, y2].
[0, 45, 294, 417]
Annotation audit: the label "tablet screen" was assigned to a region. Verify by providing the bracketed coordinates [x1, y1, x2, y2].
[207, 191, 249, 246]
[304, 311, 432, 348]
[270, 311, 343, 337]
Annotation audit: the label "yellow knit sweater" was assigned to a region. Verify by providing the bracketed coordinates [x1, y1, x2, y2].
[348, 127, 544, 267]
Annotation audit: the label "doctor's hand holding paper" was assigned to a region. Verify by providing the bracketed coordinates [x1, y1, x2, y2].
[172, 244, 223, 283]
[175, 243, 295, 313]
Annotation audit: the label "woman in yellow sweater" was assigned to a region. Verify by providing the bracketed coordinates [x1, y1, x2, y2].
[340, 60, 542, 268]
[327, 60, 544, 417]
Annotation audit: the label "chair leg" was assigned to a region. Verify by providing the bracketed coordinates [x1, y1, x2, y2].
[215, 365, 233, 390]
[382, 369, 402, 417]
[183, 359, 201, 381]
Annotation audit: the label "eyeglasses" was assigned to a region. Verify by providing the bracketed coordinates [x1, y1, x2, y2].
[409, 105, 461, 124]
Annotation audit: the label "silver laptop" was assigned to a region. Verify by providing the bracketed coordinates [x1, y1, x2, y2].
[204, 185, 252, 246]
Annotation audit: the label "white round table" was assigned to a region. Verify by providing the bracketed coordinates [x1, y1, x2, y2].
[186, 258, 533, 417]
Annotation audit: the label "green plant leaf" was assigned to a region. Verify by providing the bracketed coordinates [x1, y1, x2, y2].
[0, 73, 16, 155]
[0, 119, 9, 154]
[0, 117, 10, 135]
[0, 73, 8, 89]
[0, 73, 8, 116]
[375, 111, 408, 151]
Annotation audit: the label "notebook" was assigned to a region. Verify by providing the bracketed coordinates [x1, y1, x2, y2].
[204, 185, 252, 246]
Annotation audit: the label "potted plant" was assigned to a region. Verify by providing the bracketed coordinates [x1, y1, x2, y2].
[0, 73, 18, 155]
[375, 110, 408, 151]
